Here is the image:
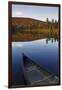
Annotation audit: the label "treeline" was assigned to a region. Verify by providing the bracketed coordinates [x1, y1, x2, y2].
[12, 18, 59, 34]
[46, 18, 59, 29]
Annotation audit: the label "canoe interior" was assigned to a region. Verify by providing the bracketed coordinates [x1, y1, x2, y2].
[22, 53, 59, 85]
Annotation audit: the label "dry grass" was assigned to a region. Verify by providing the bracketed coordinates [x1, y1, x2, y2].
[12, 28, 59, 41]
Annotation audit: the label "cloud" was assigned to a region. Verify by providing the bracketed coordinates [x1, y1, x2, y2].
[12, 11, 23, 17]
[15, 11, 23, 15]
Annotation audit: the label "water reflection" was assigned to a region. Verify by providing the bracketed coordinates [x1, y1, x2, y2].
[46, 38, 58, 44]
[46, 25, 58, 42]
[12, 38, 59, 85]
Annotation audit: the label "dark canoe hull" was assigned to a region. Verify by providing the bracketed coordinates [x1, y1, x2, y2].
[22, 53, 59, 85]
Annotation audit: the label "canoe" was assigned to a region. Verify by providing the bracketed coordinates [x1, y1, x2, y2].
[22, 53, 59, 85]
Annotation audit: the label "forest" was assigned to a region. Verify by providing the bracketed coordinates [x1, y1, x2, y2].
[11, 17, 59, 41]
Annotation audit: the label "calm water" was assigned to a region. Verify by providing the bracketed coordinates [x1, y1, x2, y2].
[12, 38, 59, 85]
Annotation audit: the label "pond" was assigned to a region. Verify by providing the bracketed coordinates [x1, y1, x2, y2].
[12, 38, 59, 85]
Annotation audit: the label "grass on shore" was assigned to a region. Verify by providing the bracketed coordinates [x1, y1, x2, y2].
[12, 28, 59, 41]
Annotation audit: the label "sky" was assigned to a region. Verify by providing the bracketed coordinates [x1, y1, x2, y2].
[12, 4, 59, 22]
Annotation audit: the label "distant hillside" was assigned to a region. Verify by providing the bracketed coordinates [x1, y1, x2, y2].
[11, 17, 59, 41]
[12, 17, 47, 28]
